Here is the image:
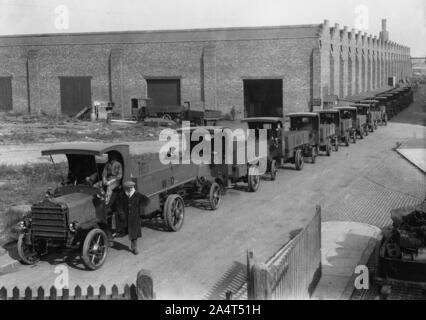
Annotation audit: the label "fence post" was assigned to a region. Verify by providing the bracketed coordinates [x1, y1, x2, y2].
[252, 263, 271, 300]
[136, 269, 154, 300]
[247, 249, 255, 300]
[225, 291, 233, 300]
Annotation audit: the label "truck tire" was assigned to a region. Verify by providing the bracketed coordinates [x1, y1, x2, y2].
[311, 146, 317, 164]
[17, 233, 38, 265]
[270, 160, 277, 181]
[163, 194, 185, 231]
[326, 142, 332, 156]
[208, 182, 222, 210]
[294, 149, 304, 171]
[82, 228, 108, 271]
[247, 166, 260, 192]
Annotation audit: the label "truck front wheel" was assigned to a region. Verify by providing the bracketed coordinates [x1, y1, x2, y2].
[247, 166, 260, 192]
[208, 182, 222, 210]
[294, 149, 304, 171]
[163, 195, 185, 231]
[82, 228, 108, 270]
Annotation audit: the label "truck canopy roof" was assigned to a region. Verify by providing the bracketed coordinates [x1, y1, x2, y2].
[242, 117, 283, 123]
[286, 112, 319, 118]
[41, 143, 129, 156]
[334, 106, 357, 111]
[315, 109, 338, 114]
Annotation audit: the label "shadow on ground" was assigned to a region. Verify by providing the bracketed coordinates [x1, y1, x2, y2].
[203, 261, 247, 300]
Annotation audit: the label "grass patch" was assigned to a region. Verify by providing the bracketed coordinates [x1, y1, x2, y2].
[0, 162, 66, 244]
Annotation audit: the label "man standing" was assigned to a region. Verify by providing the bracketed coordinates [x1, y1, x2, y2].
[102, 153, 123, 204]
[110, 181, 150, 255]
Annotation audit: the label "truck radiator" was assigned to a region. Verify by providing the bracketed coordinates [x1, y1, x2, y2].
[31, 201, 68, 240]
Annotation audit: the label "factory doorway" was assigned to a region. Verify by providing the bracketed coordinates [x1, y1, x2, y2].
[147, 79, 181, 106]
[60, 76, 92, 116]
[243, 79, 283, 118]
[0, 77, 12, 112]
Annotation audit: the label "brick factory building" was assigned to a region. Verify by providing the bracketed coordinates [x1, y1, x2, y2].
[0, 19, 412, 118]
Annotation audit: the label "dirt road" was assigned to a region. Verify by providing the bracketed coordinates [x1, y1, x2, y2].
[0, 87, 424, 300]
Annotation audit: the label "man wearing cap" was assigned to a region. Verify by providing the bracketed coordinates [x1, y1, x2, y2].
[110, 180, 150, 255]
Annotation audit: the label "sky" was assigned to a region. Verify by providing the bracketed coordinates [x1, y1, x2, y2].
[0, 0, 425, 56]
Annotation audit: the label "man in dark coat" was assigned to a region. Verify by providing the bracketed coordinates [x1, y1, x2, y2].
[110, 181, 150, 255]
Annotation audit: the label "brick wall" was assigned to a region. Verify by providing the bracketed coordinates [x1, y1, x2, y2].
[0, 27, 319, 118]
[0, 22, 412, 116]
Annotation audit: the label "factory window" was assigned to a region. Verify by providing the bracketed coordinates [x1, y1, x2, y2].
[59, 76, 92, 116]
[0, 77, 13, 112]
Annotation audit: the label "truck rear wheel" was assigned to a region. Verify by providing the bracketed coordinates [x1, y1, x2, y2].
[294, 149, 304, 171]
[326, 142, 332, 156]
[247, 166, 260, 192]
[311, 146, 317, 164]
[17, 233, 38, 265]
[82, 228, 108, 271]
[163, 195, 185, 231]
[270, 160, 277, 181]
[208, 182, 222, 210]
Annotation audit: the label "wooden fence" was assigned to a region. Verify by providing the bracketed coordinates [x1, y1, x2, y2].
[0, 269, 154, 300]
[246, 206, 322, 300]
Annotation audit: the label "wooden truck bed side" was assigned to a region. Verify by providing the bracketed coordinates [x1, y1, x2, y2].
[282, 130, 310, 152]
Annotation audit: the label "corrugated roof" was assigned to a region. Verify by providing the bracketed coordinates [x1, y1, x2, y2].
[0, 24, 322, 47]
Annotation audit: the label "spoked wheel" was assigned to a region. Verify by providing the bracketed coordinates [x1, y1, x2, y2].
[17, 234, 38, 265]
[269, 160, 278, 181]
[326, 142, 332, 156]
[247, 166, 260, 192]
[82, 228, 108, 270]
[294, 149, 304, 171]
[311, 146, 317, 164]
[208, 182, 222, 210]
[163, 194, 185, 231]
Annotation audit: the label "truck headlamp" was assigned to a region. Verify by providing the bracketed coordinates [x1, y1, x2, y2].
[18, 217, 31, 230]
[69, 221, 78, 233]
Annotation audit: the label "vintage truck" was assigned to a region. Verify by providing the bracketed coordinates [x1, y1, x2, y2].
[352, 103, 372, 136]
[375, 93, 398, 119]
[16, 143, 223, 270]
[360, 100, 381, 130]
[179, 126, 264, 192]
[334, 107, 358, 144]
[131, 98, 205, 124]
[315, 110, 341, 151]
[242, 117, 310, 177]
[373, 96, 390, 125]
[287, 113, 335, 163]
